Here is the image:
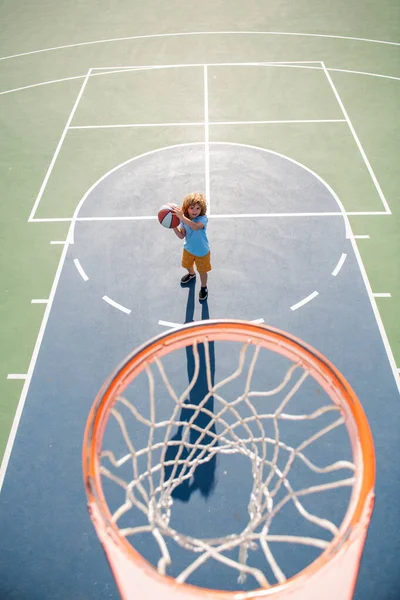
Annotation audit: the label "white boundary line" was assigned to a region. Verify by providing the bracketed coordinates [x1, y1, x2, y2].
[0, 75, 88, 96]
[70, 122, 204, 129]
[34, 218, 72, 222]
[346, 211, 388, 216]
[353, 235, 370, 239]
[321, 61, 392, 214]
[349, 234, 399, 392]
[28, 68, 92, 222]
[0, 231, 72, 490]
[373, 293, 392, 298]
[1, 30, 399, 63]
[31, 299, 48, 304]
[327, 68, 400, 82]
[209, 118, 346, 125]
[2, 67, 399, 99]
[204, 65, 211, 210]
[211, 212, 343, 218]
[159, 318, 265, 328]
[50, 240, 67, 244]
[332, 253, 347, 276]
[78, 215, 156, 221]
[92, 61, 322, 71]
[31, 211, 389, 223]
[2, 66, 399, 98]
[7, 374, 27, 380]
[69, 119, 346, 129]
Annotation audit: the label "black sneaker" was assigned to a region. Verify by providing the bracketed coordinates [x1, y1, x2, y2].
[181, 273, 196, 284]
[199, 287, 208, 301]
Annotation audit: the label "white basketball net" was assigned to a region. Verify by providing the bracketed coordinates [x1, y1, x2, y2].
[99, 339, 355, 588]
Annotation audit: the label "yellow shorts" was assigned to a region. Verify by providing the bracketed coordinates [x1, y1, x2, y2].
[182, 249, 212, 273]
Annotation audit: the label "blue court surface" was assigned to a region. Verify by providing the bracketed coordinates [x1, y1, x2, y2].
[1, 144, 399, 599]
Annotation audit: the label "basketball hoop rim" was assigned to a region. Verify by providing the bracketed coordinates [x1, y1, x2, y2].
[82, 319, 375, 599]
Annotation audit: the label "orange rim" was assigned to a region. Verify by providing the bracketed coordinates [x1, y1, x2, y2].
[83, 319, 375, 598]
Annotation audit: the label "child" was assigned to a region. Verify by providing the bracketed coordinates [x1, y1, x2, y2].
[171, 192, 211, 301]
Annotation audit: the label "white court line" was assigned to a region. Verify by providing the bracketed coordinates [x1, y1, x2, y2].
[204, 65, 211, 211]
[2, 68, 399, 99]
[346, 211, 388, 216]
[111, 61, 400, 83]
[31, 218, 72, 222]
[326, 68, 400, 82]
[92, 61, 324, 71]
[0, 75, 87, 96]
[290, 291, 319, 311]
[332, 253, 347, 276]
[3, 65, 400, 99]
[354, 235, 370, 239]
[88, 62, 324, 79]
[31, 299, 48, 304]
[211, 119, 346, 125]
[103, 296, 131, 314]
[321, 62, 392, 215]
[76, 213, 351, 222]
[69, 119, 346, 129]
[31, 212, 388, 223]
[28, 68, 92, 222]
[1, 30, 398, 62]
[90, 63, 325, 82]
[73, 258, 89, 281]
[159, 320, 182, 328]
[7, 374, 27, 380]
[210, 212, 343, 218]
[50, 240, 67, 244]
[69, 122, 204, 129]
[91, 64, 400, 80]
[159, 318, 265, 328]
[373, 293, 392, 298]
[78, 215, 156, 221]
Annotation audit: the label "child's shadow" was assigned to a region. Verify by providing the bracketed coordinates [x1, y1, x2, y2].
[163, 281, 217, 502]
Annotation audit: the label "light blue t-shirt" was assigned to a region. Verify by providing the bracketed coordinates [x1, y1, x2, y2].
[181, 215, 209, 257]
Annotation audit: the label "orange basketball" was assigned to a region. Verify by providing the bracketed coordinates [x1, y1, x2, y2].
[158, 204, 180, 229]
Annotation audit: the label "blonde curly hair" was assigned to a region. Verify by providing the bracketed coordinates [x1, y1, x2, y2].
[181, 192, 207, 218]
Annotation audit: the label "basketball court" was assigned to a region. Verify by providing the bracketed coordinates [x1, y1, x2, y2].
[1, 6, 400, 600]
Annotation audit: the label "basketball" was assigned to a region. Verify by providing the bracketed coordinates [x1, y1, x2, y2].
[158, 203, 180, 229]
